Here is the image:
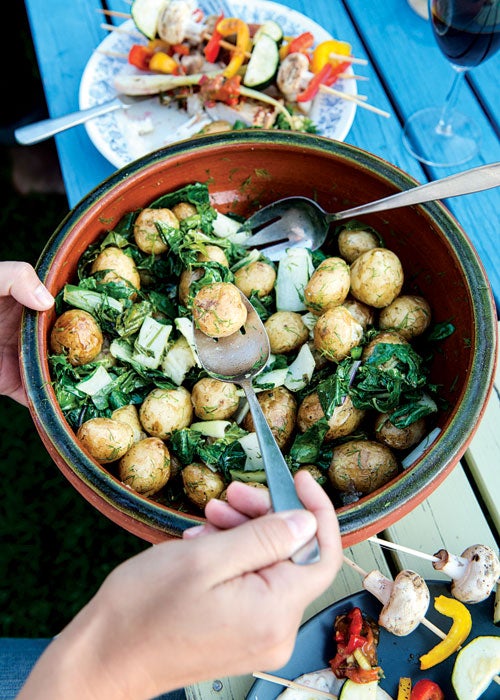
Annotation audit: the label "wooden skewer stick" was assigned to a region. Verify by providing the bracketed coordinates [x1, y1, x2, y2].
[252, 672, 338, 699]
[329, 52, 368, 65]
[100, 22, 143, 38]
[201, 32, 252, 58]
[97, 49, 129, 61]
[97, 8, 132, 19]
[318, 84, 390, 118]
[368, 536, 440, 563]
[338, 73, 369, 81]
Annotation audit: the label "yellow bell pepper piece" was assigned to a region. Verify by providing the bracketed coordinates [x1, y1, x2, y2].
[148, 51, 178, 74]
[419, 595, 473, 670]
[397, 677, 412, 700]
[216, 17, 250, 78]
[310, 39, 352, 73]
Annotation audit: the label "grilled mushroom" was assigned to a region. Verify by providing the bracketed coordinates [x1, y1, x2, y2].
[363, 569, 430, 636]
[433, 544, 500, 604]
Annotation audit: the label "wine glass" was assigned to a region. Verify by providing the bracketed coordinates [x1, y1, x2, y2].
[403, 0, 500, 167]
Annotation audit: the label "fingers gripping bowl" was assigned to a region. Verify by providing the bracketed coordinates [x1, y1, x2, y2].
[20, 132, 497, 545]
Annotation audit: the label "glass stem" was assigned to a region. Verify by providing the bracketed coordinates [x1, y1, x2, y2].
[436, 68, 467, 135]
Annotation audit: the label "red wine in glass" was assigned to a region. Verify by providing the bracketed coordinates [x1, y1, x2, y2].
[403, 0, 500, 166]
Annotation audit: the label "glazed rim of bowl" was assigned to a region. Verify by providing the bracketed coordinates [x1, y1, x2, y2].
[20, 131, 498, 545]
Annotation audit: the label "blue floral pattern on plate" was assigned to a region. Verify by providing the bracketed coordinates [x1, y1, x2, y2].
[79, 0, 357, 169]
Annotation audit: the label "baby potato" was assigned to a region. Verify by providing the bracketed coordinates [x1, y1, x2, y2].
[171, 201, 197, 220]
[304, 257, 350, 314]
[76, 417, 134, 464]
[374, 413, 427, 450]
[313, 306, 363, 362]
[328, 440, 399, 495]
[242, 386, 297, 449]
[233, 261, 276, 299]
[264, 311, 309, 354]
[178, 267, 203, 307]
[111, 404, 146, 443]
[338, 227, 379, 263]
[350, 248, 404, 308]
[297, 392, 365, 441]
[50, 309, 103, 366]
[133, 208, 179, 255]
[90, 246, 141, 295]
[191, 377, 240, 420]
[295, 464, 327, 485]
[196, 245, 229, 267]
[118, 437, 171, 496]
[139, 386, 193, 439]
[342, 297, 376, 330]
[378, 294, 432, 339]
[362, 330, 409, 361]
[192, 282, 247, 338]
[182, 462, 225, 508]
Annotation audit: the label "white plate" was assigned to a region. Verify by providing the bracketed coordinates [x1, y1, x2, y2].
[79, 0, 357, 169]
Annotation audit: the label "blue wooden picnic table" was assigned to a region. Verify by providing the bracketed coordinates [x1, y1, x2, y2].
[20, 1, 500, 698]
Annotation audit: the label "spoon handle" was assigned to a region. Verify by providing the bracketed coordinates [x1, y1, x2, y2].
[241, 381, 320, 565]
[327, 161, 500, 222]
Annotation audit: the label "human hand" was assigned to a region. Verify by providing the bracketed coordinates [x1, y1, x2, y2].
[18, 471, 342, 700]
[0, 261, 54, 405]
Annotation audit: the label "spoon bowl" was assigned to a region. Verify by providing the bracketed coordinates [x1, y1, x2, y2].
[193, 291, 320, 565]
[241, 161, 500, 260]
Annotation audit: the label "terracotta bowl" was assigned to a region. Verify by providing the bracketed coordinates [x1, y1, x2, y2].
[20, 131, 497, 546]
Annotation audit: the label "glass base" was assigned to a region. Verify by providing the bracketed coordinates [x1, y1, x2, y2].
[402, 107, 481, 167]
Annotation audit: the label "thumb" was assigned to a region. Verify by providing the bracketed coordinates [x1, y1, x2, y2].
[202, 509, 319, 584]
[0, 262, 54, 310]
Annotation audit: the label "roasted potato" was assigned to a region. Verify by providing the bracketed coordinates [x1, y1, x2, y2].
[133, 208, 179, 255]
[297, 392, 365, 441]
[196, 245, 229, 267]
[234, 260, 276, 299]
[118, 437, 171, 496]
[378, 294, 432, 339]
[50, 309, 103, 366]
[338, 227, 379, 263]
[264, 311, 309, 354]
[191, 377, 240, 420]
[295, 464, 327, 485]
[182, 462, 225, 508]
[342, 297, 376, 330]
[374, 413, 427, 450]
[76, 417, 134, 464]
[350, 248, 404, 308]
[362, 330, 409, 361]
[304, 257, 350, 314]
[171, 201, 197, 220]
[139, 386, 193, 439]
[313, 306, 363, 362]
[192, 282, 247, 338]
[90, 246, 141, 295]
[111, 404, 146, 443]
[328, 440, 399, 495]
[242, 386, 297, 449]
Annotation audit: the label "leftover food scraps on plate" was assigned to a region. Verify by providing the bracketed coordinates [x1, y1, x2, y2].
[79, 0, 358, 167]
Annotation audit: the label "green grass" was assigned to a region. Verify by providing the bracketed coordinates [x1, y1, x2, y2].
[0, 7, 147, 638]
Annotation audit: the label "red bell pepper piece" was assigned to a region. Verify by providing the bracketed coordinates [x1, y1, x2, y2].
[204, 14, 224, 63]
[287, 31, 314, 54]
[128, 44, 154, 71]
[410, 679, 445, 700]
[296, 60, 351, 102]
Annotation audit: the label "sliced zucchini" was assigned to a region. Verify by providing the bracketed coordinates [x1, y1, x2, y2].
[131, 0, 168, 39]
[339, 679, 379, 699]
[243, 33, 280, 90]
[253, 19, 284, 44]
[452, 635, 500, 700]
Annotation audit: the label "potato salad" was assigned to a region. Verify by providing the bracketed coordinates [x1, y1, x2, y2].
[48, 182, 453, 513]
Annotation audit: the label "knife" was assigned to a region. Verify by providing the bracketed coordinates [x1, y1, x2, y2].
[14, 94, 149, 145]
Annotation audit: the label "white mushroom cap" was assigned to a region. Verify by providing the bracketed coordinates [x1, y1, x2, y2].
[378, 570, 430, 636]
[434, 544, 500, 604]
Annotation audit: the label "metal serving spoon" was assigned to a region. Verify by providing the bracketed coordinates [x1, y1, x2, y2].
[240, 161, 500, 260]
[193, 291, 320, 565]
